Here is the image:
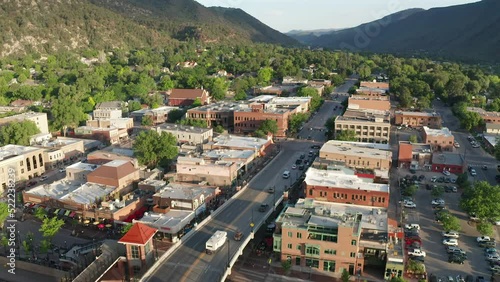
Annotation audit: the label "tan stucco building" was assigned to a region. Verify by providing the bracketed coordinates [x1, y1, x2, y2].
[319, 141, 392, 171]
[0, 145, 46, 192]
[335, 109, 391, 143]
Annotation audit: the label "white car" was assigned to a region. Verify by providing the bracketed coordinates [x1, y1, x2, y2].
[405, 224, 420, 230]
[454, 142, 460, 148]
[432, 198, 445, 205]
[487, 254, 500, 261]
[442, 231, 460, 239]
[282, 171, 290, 179]
[404, 201, 417, 208]
[291, 164, 297, 169]
[477, 236, 491, 243]
[442, 170, 451, 176]
[59, 168, 66, 173]
[470, 169, 477, 176]
[443, 239, 459, 246]
[430, 176, 437, 183]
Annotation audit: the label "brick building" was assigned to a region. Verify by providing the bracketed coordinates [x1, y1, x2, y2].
[397, 141, 432, 170]
[274, 199, 389, 276]
[304, 167, 390, 207]
[348, 95, 390, 111]
[118, 223, 157, 278]
[151, 183, 217, 213]
[431, 153, 466, 174]
[335, 109, 391, 143]
[168, 88, 210, 107]
[130, 106, 179, 125]
[175, 157, 239, 187]
[186, 102, 236, 129]
[234, 103, 290, 137]
[87, 159, 140, 194]
[467, 107, 500, 123]
[422, 126, 454, 151]
[394, 111, 442, 128]
[319, 141, 392, 171]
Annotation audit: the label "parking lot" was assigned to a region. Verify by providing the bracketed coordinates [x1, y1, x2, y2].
[395, 167, 495, 279]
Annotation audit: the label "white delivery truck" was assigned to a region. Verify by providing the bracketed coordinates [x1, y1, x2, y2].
[206, 230, 227, 254]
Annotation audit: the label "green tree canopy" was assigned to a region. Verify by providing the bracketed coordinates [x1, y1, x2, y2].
[39, 217, 65, 241]
[460, 181, 500, 222]
[335, 130, 357, 141]
[141, 116, 153, 126]
[408, 135, 418, 143]
[168, 109, 185, 123]
[0, 202, 9, 229]
[178, 118, 208, 128]
[257, 67, 273, 84]
[255, 119, 278, 137]
[431, 186, 445, 197]
[288, 113, 310, 134]
[476, 221, 494, 236]
[133, 130, 178, 168]
[0, 120, 40, 146]
[441, 214, 461, 232]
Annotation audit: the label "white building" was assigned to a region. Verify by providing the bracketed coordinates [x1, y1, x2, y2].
[154, 123, 213, 145]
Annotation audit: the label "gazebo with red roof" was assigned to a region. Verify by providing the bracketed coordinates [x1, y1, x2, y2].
[118, 223, 158, 277]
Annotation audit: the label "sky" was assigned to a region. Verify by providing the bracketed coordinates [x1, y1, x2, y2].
[196, 0, 480, 32]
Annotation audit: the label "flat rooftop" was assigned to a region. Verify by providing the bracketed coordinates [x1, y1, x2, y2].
[395, 111, 440, 117]
[131, 106, 178, 115]
[26, 180, 115, 205]
[277, 199, 388, 231]
[210, 135, 269, 150]
[135, 211, 194, 234]
[350, 95, 389, 101]
[320, 140, 392, 160]
[484, 134, 500, 146]
[76, 126, 118, 132]
[248, 95, 275, 103]
[304, 167, 389, 193]
[0, 111, 46, 123]
[467, 107, 500, 117]
[188, 101, 243, 112]
[177, 156, 235, 167]
[423, 126, 453, 137]
[432, 153, 464, 166]
[202, 149, 255, 160]
[154, 183, 216, 201]
[269, 96, 312, 105]
[156, 123, 212, 134]
[41, 138, 81, 148]
[67, 162, 100, 171]
[338, 108, 390, 122]
[55, 137, 102, 148]
[0, 144, 42, 161]
[234, 104, 289, 114]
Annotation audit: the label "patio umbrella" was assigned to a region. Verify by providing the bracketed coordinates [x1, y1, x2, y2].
[98, 224, 105, 229]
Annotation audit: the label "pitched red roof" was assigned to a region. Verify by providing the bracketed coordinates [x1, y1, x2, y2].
[170, 89, 206, 99]
[118, 223, 157, 245]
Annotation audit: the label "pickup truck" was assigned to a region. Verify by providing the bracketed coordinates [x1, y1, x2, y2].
[206, 230, 227, 254]
[408, 249, 427, 257]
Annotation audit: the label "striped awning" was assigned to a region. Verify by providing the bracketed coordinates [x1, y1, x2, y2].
[65, 210, 71, 216]
[53, 209, 60, 215]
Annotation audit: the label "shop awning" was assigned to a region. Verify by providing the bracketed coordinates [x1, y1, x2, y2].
[69, 212, 76, 218]
[65, 210, 71, 216]
[53, 209, 60, 215]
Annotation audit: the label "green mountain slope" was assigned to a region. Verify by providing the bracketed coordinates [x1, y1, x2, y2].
[293, 1, 500, 62]
[0, 0, 296, 57]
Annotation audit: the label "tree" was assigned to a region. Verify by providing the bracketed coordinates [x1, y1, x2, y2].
[0, 234, 8, 254]
[214, 125, 225, 133]
[39, 239, 52, 258]
[403, 185, 418, 197]
[39, 217, 65, 241]
[494, 140, 500, 161]
[133, 130, 178, 168]
[168, 109, 185, 123]
[477, 221, 494, 236]
[141, 116, 153, 126]
[128, 100, 142, 112]
[34, 207, 47, 220]
[325, 117, 336, 139]
[255, 119, 278, 137]
[407, 259, 425, 274]
[191, 97, 202, 107]
[431, 186, 445, 197]
[390, 277, 408, 282]
[281, 260, 292, 274]
[456, 173, 470, 189]
[336, 130, 357, 141]
[0, 120, 40, 146]
[408, 135, 418, 143]
[288, 113, 310, 134]
[0, 202, 9, 229]
[441, 214, 461, 232]
[341, 269, 351, 282]
[122, 223, 133, 234]
[178, 118, 208, 128]
[460, 181, 500, 221]
[257, 67, 273, 84]
[208, 78, 229, 101]
[233, 90, 247, 101]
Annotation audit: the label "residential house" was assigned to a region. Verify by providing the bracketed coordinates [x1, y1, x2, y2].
[168, 89, 210, 107]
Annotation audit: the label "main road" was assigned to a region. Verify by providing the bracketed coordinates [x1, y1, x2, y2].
[142, 78, 357, 282]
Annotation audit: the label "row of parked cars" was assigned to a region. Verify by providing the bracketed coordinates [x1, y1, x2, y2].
[404, 224, 427, 263]
[476, 236, 500, 275]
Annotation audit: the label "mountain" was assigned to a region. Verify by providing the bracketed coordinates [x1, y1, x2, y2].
[0, 0, 297, 57]
[293, 1, 500, 62]
[287, 29, 343, 36]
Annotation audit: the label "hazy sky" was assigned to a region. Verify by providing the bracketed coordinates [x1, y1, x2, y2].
[196, 0, 479, 32]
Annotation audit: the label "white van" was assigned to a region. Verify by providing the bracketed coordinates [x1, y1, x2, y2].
[282, 171, 290, 179]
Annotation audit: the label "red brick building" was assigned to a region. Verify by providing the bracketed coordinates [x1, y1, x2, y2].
[397, 141, 432, 169]
[168, 89, 210, 107]
[234, 103, 290, 136]
[431, 153, 466, 174]
[304, 167, 390, 208]
[118, 223, 157, 278]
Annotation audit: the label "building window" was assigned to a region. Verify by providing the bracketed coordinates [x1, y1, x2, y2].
[144, 241, 151, 254]
[287, 243, 292, 249]
[305, 246, 320, 256]
[296, 257, 301, 266]
[324, 249, 336, 255]
[305, 258, 319, 269]
[309, 189, 313, 196]
[131, 245, 140, 259]
[297, 232, 302, 239]
[350, 252, 356, 258]
[296, 245, 301, 251]
[133, 266, 141, 274]
[351, 240, 357, 246]
[288, 232, 293, 238]
[323, 261, 336, 272]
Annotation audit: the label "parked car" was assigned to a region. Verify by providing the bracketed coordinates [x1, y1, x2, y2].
[432, 198, 445, 205]
[267, 187, 275, 193]
[477, 236, 492, 243]
[404, 201, 417, 208]
[405, 223, 420, 230]
[431, 176, 438, 183]
[482, 165, 488, 170]
[443, 238, 459, 246]
[59, 168, 66, 173]
[40, 175, 48, 181]
[479, 241, 497, 248]
[443, 170, 451, 176]
[487, 253, 500, 261]
[485, 248, 498, 255]
[442, 231, 460, 239]
[291, 164, 297, 169]
[409, 256, 424, 263]
[258, 204, 269, 212]
[470, 169, 477, 176]
[408, 249, 426, 257]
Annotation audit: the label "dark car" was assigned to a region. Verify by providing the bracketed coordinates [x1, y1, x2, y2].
[27, 181, 37, 187]
[426, 184, 432, 190]
[295, 159, 302, 165]
[476, 276, 486, 282]
[448, 254, 465, 264]
[259, 204, 269, 212]
[311, 145, 321, 149]
[418, 175, 425, 181]
[300, 154, 305, 159]
[495, 174, 500, 182]
[479, 241, 496, 248]
[298, 165, 305, 170]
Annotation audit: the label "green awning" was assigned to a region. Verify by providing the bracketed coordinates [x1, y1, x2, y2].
[53, 209, 60, 215]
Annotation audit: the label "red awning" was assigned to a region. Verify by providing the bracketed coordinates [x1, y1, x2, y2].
[69, 212, 76, 218]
